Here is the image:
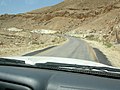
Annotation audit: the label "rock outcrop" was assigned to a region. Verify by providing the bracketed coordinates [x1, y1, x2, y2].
[0, 0, 120, 43]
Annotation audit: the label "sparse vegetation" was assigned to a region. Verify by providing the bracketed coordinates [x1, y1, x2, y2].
[0, 29, 66, 56]
[84, 39, 120, 67]
[40, 42, 44, 44]
[32, 41, 40, 45]
[52, 40, 55, 42]
[103, 42, 113, 48]
[0, 41, 4, 45]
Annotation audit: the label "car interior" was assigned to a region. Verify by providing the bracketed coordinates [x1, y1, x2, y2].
[0, 65, 120, 90]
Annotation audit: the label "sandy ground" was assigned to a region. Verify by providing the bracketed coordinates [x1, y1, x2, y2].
[0, 38, 66, 56]
[84, 39, 120, 68]
[0, 29, 66, 56]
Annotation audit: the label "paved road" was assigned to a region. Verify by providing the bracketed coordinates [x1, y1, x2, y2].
[24, 37, 98, 62]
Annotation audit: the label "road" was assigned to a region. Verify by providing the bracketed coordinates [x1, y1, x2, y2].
[24, 37, 98, 62]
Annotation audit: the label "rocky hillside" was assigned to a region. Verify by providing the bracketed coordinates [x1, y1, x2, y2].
[0, 0, 120, 43]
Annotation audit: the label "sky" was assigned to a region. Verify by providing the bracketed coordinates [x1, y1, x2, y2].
[0, 0, 64, 14]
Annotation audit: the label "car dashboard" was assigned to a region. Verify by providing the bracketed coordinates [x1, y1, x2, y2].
[0, 65, 120, 90]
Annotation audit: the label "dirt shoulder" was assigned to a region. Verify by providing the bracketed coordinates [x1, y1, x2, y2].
[0, 29, 66, 56]
[84, 39, 120, 68]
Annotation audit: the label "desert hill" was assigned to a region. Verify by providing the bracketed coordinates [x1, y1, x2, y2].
[0, 0, 120, 43]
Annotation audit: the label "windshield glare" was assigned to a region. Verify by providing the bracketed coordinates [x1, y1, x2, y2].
[0, 0, 120, 69]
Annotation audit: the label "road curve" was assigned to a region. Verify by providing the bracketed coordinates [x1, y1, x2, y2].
[24, 37, 98, 62]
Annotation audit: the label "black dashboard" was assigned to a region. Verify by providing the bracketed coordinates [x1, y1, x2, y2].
[0, 65, 120, 90]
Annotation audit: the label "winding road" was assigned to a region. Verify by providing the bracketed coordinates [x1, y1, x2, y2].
[23, 36, 112, 66]
[24, 37, 98, 62]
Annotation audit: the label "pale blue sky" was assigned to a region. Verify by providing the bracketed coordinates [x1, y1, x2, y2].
[0, 0, 63, 14]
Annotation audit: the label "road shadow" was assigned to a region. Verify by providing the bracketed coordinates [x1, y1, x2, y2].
[93, 48, 112, 66]
[23, 46, 56, 56]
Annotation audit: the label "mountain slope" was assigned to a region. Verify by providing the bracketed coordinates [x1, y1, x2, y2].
[0, 0, 120, 43]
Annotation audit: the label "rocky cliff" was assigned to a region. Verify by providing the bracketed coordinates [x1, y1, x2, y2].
[0, 0, 120, 43]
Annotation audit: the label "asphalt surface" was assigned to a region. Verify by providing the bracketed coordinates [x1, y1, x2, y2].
[24, 37, 98, 62]
[93, 48, 111, 66]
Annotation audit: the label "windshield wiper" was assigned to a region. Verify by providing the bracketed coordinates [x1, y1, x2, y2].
[0, 58, 25, 65]
[35, 62, 120, 79]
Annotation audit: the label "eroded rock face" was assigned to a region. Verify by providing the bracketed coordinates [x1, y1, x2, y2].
[0, 0, 120, 43]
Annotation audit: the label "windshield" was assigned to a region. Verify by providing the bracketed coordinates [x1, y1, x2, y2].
[0, 0, 120, 69]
